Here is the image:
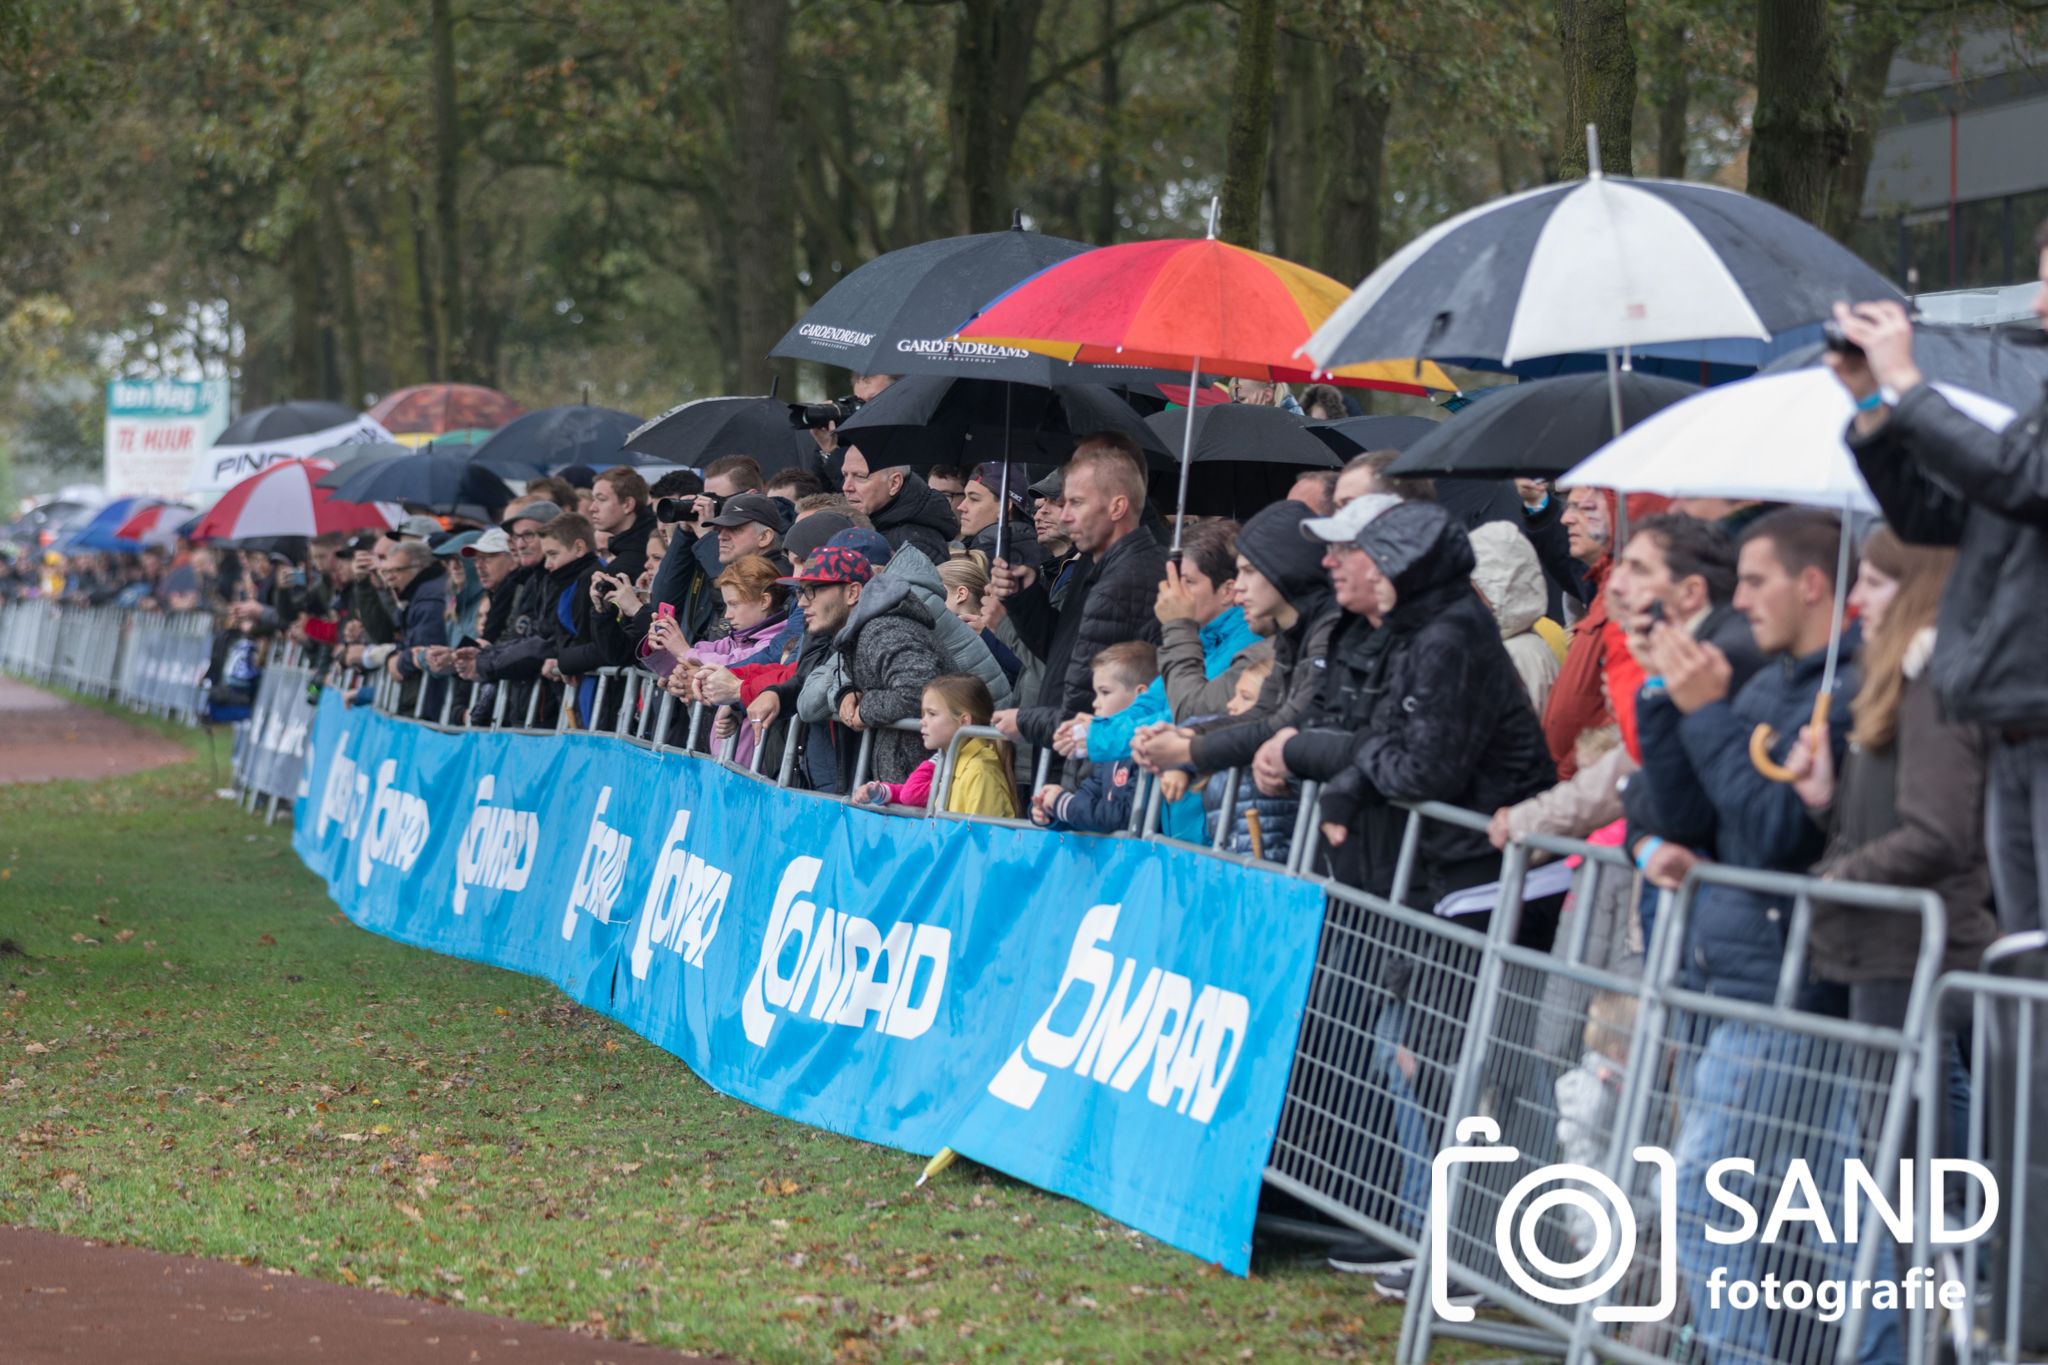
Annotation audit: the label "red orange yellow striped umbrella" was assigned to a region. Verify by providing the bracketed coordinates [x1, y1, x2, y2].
[954, 237, 1456, 394]
[954, 235, 1455, 543]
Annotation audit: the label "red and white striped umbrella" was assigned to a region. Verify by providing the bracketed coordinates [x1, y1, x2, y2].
[189, 459, 397, 542]
[112, 501, 197, 544]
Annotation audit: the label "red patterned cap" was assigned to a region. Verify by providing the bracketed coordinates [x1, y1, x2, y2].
[775, 544, 875, 588]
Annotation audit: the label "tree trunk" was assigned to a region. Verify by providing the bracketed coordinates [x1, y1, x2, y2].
[286, 220, 328, 399]
[1749, 0, 1849, 225]
[1218, 0, 1278, 246]
[1556, 0, 1635, 177]
[316, 176, 367, 407]
[946, 0, 1046, 234]
[1825, 21, 1901, 242]
[728, 0, 794, 393]
[1266, 24, 1318, 263]
[1316, 43, 1388, 284]
[407, 191, 441, 380]
[1651, 17, 1689, 178]
[430, 0, 467, 380]
[1092, 0, 1120, 244]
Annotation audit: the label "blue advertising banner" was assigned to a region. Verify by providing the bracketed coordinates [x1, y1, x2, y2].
[292, 693, 1324, 1273]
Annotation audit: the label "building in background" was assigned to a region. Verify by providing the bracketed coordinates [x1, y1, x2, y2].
[1856, 30, 2048, 297]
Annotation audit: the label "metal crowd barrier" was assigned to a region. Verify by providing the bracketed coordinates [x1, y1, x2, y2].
[1, 599, 214, 722]
[27, 610, 2021, 1365]
[229, 642, 320, 822]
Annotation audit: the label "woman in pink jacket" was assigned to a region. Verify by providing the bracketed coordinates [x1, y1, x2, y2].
[645, 554, 789, 766]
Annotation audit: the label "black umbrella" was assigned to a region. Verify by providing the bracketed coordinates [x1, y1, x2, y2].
[772, 213, 1097, 384]
[1304, 414, 1442, 457]
[1386, 372, 1700, 479]
[325, 452, 515, 513]
[1760, 322, 2048, 413]
[313, 441, 426, 489]
[837, 375, 1171, 472]
[472, 404, 643, 478]
[625, 395, 817, 475]
[1139, 403, 1337, 519]
[215, 401, 362, 446]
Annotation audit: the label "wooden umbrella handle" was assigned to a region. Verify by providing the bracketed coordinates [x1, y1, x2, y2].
[1749, 692, 1834, 784]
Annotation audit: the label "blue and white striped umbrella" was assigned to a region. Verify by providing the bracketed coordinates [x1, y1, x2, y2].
[1302, 174, 1904, 371]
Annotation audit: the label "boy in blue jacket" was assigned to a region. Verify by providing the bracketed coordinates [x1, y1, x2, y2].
[1029, 642, 1158, 833]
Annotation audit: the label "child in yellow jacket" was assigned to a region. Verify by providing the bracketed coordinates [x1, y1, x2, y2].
[852, 674, 1020, 818]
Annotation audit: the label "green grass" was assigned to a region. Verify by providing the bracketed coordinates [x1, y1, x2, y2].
[0, 693, 1408, 1363]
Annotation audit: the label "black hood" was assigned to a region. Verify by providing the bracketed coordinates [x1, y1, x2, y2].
[1355, 500, 1477, 616]
[1236, 500, 1329, 606]
[873, 471, 960, 541]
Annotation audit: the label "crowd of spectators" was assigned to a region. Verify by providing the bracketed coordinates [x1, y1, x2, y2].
[7, 254, 2047, 1357]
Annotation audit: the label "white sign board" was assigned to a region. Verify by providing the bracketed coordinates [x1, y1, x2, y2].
[103, 379, 232, 499]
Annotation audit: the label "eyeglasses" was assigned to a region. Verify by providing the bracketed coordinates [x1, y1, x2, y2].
[795, 583, 841, 603]
[509, 531, 541, 545]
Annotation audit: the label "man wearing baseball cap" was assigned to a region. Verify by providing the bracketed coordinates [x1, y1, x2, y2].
[743, 546, 876, 792]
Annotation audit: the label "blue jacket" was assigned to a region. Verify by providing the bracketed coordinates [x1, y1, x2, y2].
[1084, 606, 1260, 761]
[1047, 758, 1142, 834]
[1634, 641, 1853, 1002]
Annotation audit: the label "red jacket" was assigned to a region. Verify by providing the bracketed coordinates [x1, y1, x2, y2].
[1539, 490, 1670, 778]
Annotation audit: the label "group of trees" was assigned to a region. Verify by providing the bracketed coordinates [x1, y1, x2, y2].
[0, 0, 2036, 499]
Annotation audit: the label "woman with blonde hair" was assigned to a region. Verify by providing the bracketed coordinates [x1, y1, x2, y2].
[936, 549, 1023, 688]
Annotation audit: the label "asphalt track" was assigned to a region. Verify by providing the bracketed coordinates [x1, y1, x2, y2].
[0, 676, 191, 784]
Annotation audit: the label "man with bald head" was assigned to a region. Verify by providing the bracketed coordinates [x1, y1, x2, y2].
[990, 434, 1167, 754]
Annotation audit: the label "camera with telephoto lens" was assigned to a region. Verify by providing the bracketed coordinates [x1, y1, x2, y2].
[1821, 319, 1865, 360]
[788, 395, 864, 431]
[656, 493, 723, 525]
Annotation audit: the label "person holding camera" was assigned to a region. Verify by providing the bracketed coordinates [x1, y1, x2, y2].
[798, 372, 901, 469]
[1831, 218, 2048, 933]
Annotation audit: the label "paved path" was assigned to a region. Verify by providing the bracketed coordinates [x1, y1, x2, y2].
[0, 676, 192, 784]
[0, 1227, 731, 1365]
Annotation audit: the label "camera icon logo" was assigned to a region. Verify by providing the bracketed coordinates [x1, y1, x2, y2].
[1430, 1117, 1678, 1324]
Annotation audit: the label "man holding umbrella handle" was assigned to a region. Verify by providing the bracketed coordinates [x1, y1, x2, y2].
[1827, 219, 2048, 933]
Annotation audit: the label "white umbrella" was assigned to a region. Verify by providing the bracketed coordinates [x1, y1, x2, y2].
[1561, 368, 2016, 779]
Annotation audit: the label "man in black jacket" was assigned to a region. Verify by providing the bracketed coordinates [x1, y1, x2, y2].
[841, 445, 958, 561]
[586, 466, 657, 583]
[1261, 497, 1555, 901]
[384, 538, 449, 716]
[990, 436, 1167, 755]
[1834, 261, 2048, 933]
[459, 500, 559, 723]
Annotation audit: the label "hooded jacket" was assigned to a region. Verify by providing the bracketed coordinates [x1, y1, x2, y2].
[830, 575, 948, 785]
[871, 471, 960, 563]
[798, 546, 1013, 718]
[1085, 605, 1265, 760]
[1848, 375, 2048, 726]
[1810, 630, 1998, 984]
[1006, 524, 1168, 746]
[1282, 501, 1556, 900]
[389, 563, 451, 715]
[1468, 519, 1560, 715]
[1186, 501, 1339, 775]
[875, 738, 1020, 818]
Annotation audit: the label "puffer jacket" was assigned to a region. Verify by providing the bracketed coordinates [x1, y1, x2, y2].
[1469, 519, 1560, 715]
[1086, 605, 1265, 760]
[1810, 631, 1998, 984]
[871, 472, 960, 563]
[1007, 525, 1168, 747]
[1632, 641, 1856, 1003]
[829, 575, 948, 785]
[1283, 501, 1556, 901]
[1848, 373, 2048, 725]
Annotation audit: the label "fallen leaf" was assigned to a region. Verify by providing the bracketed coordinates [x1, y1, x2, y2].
[336, 1132, 368, 1143]
[24, 1042, 49, 1055]
[396, 1202, 423, 1223]
[114, 929, 134, 944]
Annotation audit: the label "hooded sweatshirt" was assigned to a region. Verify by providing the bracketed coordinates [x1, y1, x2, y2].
[1187, 501, 1338, 774]
[826, 575, 948, 784]
[1468, 520, 1560, 715]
